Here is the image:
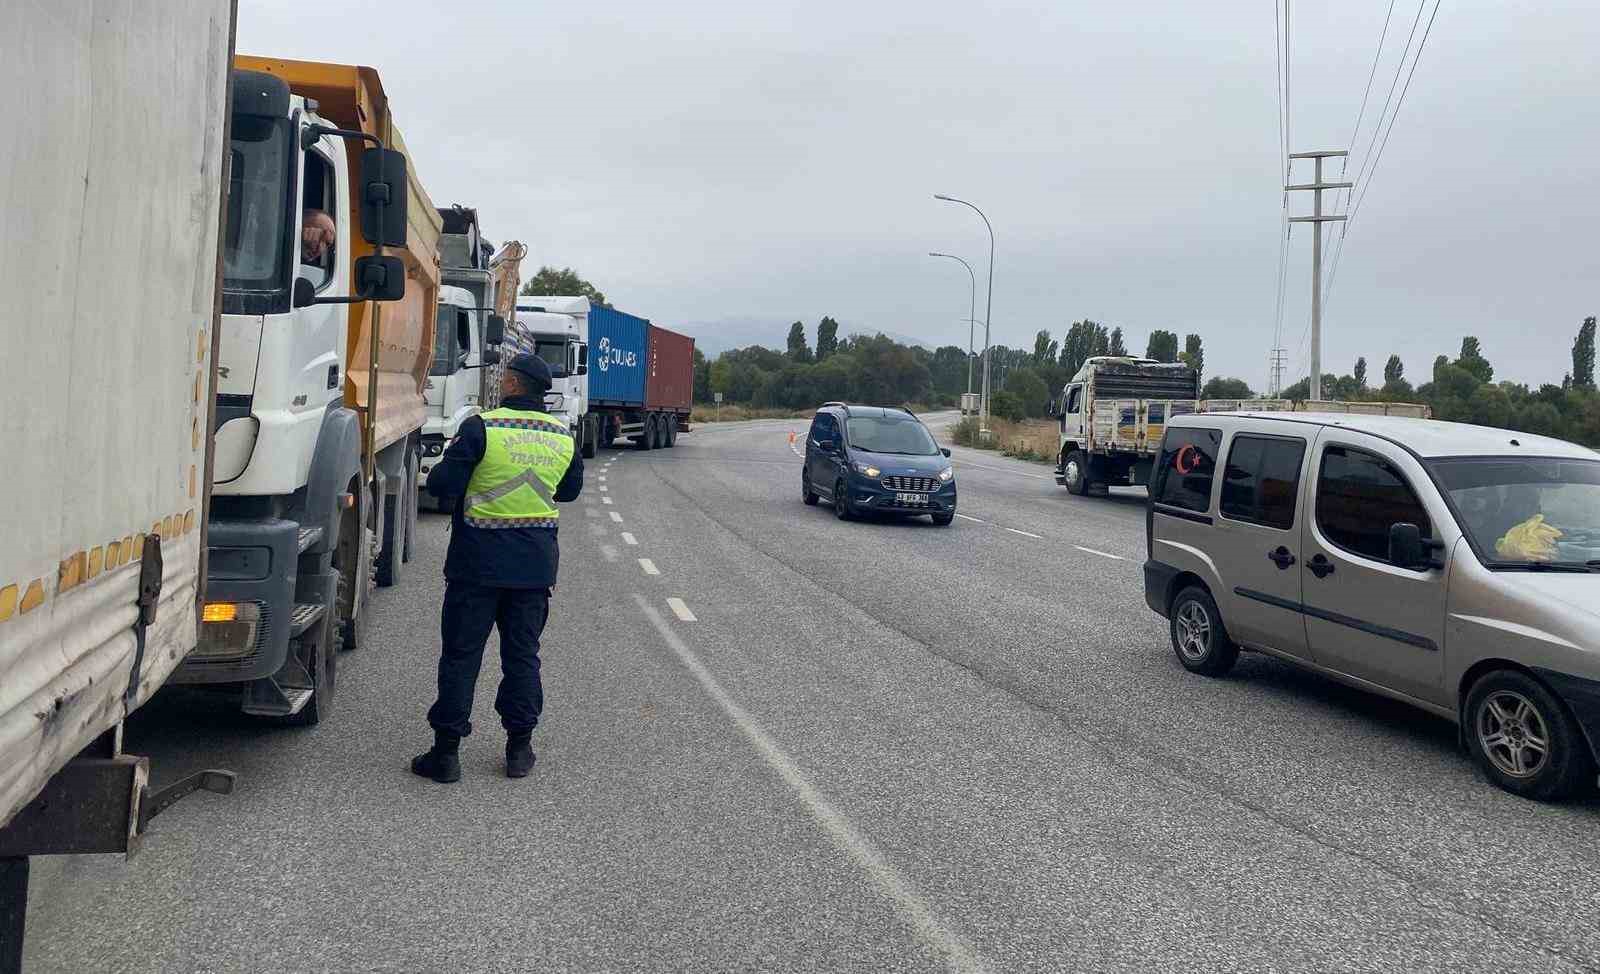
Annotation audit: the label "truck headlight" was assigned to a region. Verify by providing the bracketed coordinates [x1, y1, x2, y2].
[938, 467, 954, 482]
[853, 461, 881, 478]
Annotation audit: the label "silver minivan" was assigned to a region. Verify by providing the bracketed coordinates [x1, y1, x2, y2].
[1143, 412, 1600, 800]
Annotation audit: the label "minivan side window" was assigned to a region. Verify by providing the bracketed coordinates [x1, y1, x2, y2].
[1152, 427, 1221, 513]
[1316, 445, 1433, 564]
[810, 414, 838, 446]
[1220, 435, 1307, 529]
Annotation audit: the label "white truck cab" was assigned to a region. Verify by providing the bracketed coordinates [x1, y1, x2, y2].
[421, 285, 505, 486]
[515, 295, 591, 446]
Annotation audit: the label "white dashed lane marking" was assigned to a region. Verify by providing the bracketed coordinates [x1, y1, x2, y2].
[609, 511, 623, 523]
[1004, 527, 1044, 540]
[621, 532, 638, 545]
[666, 597, 697, 622]
[600, 486, 608, 492]
[953, 513, 984, 523]
[599, 544, 619, 562]
[603, 496, 613, 505]
[639, 558, 660, 576]
[1074, 545, 1126, 560]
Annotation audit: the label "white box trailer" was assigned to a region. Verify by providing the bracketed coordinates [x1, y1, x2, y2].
[0, 0, 237, 936]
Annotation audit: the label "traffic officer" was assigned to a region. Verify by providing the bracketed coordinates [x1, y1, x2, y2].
[412, 353, 583, 782]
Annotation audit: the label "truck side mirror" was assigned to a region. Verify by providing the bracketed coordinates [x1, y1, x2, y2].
[455, 350, 469, 370]
[484, 314, 505, 346]
[358, 147, 409, 247]
[353, 255, 405, 301]
[292, 277, 316, 309]
[575, 343, 589, 376]
[1388, 522, 1424, 569]
[480, 348, 501, 366]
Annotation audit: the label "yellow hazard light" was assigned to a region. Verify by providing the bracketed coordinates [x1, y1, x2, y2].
[202, 602, 238, 623]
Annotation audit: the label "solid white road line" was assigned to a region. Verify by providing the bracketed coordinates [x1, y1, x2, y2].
[602, 496, 614, 505]
[951, 458, 1052, 480]
[1074, 545, 1126, 560]
[631, 595, 992, 974]
[638, 558, 660, 575]
[1004, 527, 1044, 539]
[609, 511, 624, 523]
[621, 532, 638, 545]
[599, 544, 619, 562]
[953, 513, 984, 523]
[665, 597, 697, 622]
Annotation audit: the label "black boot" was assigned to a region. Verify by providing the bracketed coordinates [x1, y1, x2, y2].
[412, 732, 462, 783]
[506, 733, 535, 778]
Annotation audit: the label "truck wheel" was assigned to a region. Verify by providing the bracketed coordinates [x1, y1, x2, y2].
[665, 416, 678, 447]
[640, 416, 657, 450]
[281, 569, 341, 727]
[1169, 586, 1238, 677]
[402, 447, 419, 564]
[337, 505, 368, 652]
[1465, 670, 1596, 801]
[581, 417, 597, 458]
[1062, 450, 1090, 496]
[375, 483, 403, 587]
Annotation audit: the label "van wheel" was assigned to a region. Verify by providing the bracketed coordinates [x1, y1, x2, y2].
[802, 475, 819, 506]
[1169, 586, 1238, 676]
[833, 479, 854, 520]
[1062, 450, 1090, 496]
[1465, 670, 1595, 801]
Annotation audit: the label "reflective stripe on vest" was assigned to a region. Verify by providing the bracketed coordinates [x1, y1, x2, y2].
[463, 408, 574, 529]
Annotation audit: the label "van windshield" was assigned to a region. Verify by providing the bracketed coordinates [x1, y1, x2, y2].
[846, 416, 939, 456]
[1431, 457, 1600, 569]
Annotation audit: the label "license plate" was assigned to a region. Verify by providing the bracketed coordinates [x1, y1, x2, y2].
[895, 492, 928, 506]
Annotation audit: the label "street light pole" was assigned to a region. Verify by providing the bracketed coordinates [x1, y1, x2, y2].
[935, 195, 994, 433]
[928, 252, 976, 396]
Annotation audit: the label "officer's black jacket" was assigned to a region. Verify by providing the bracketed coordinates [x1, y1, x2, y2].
[425, 394, 584, 588]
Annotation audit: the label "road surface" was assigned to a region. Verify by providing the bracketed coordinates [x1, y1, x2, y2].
[24, 414, 1600, 972]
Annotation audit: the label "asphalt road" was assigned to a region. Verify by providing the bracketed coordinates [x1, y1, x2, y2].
[24, 413, 1600, 972]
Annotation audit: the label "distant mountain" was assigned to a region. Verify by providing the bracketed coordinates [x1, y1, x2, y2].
[671, 316, 936, 357]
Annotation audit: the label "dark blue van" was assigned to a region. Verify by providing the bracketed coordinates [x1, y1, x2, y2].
[802, 404, 957, 525]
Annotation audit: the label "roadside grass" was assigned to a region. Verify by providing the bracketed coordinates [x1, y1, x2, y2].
[689, 405, 815, 423]
[951, 417, 1058, 464]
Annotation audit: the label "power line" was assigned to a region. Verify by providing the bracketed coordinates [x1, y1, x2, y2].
[1325, 0, 1442, 304]
[1335, 0, 1399, 215]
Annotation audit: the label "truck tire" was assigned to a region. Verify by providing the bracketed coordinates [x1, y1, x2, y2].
[375, 483, 403, 587]
[665, 416, 678, 447]
[337, 503, 368, 652]
[639, 415, 656, 451]
[581, 417, 597, 458]
[401, 447, 419, 564]
[1062, 450, 1090, 496]
[280, 570, 341, 727]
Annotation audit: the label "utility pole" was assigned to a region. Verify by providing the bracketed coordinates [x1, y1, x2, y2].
[1286, 150, 1350, 402]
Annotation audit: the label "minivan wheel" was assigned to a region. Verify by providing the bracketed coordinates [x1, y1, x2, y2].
[1063, 450, 1090, 496]
[833, 479, 854, 520]
[1169, 586, 1238, 676]
[802, 475, 819, 506]
[1465, 670, 1595, 801]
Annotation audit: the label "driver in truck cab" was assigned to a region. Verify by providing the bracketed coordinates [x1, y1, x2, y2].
[298, 208, 336, 287]
[411, 354, 584, 783]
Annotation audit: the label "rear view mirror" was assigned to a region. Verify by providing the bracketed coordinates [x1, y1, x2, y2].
[815, 438, 835, 452]
[292, 277, 316, 309]
[1389, 522, 1424, 569]
[941, 447, 952, 457]
[358, 147, 409, 246]
[480, 348, 501, 366]
[484, 314, 506, 346]
[455, 350, 469, 370]
[575, 344, 589, 376]
[353, 255, 405, 301]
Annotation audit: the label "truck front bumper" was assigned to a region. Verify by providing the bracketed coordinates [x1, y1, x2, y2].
[172, 517, 297, 684]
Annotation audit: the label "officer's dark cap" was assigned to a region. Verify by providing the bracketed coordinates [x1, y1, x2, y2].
[506, 353, 553, 392]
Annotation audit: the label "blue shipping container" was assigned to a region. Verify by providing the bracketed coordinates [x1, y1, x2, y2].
[587, 306, 649, 406]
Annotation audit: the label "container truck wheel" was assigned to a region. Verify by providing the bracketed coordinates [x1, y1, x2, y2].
[281, 570, 341, 727]
[665, 416, 678, 447]
[639, 416, 656, 451]
[581, 417, 597, 458]
[1063, 450, 1090, 496]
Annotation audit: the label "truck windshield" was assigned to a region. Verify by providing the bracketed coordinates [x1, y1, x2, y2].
[430, 306, 461, 376]
[846, 416, 940, 455]
[222, 116, 292, 299]
[1431, 457, 1600, 569]
[534, 338, 569, 378]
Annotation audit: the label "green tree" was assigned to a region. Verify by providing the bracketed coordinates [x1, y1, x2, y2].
[786, 321, 811, 362]
[1108, 327, 1128, 357]
[519, 266, 606, 307]
[1455, 336, 1495, 384]
[1383, 354, 1404, 385]
[1005, 367, 1051, 417]
[1179, 333, 1204, 377]
[1354, 356, 1368, 390]
[1146, 329, 1179, 363]
[1032, 330, 1053, 365]
[692, 347, 711, 403]
[815, 317, 840, 361]
[1201, 376, 1254, 399]
[988, 389, 1026, 422]
[1059, 320, 1107, 377]
[1573, 316, 1597, 390]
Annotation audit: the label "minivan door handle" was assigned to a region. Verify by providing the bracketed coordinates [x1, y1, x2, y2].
[1308, 554, 1336, 579]
[1267, 546, 1296, 570]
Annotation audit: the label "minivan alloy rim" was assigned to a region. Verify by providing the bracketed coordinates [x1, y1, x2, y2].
[1477, 690, 1550, 778]
[1175, 601, 1211, 660]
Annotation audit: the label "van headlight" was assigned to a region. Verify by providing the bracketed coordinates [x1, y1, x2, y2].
[938, 467, 955, 482]
[853, 461, 881, 478]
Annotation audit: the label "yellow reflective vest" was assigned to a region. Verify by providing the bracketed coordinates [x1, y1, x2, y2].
[463, 408, 575, 529]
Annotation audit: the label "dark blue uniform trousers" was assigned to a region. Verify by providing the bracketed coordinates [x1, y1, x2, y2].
[427, 582, 550, 739]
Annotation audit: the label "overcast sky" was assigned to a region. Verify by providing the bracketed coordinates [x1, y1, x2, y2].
[242, 0, 1599, 389]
